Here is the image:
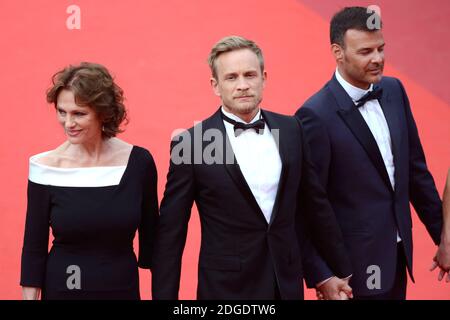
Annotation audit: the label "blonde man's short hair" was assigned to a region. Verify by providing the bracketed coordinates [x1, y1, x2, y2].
[208, 35, 264, 80]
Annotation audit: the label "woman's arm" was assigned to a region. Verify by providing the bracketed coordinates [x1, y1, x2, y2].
[22, 287, 41, 300]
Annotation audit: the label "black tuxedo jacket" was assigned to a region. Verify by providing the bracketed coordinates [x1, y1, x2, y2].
[152, 108, 352, 299]
[296, 75, 442, 296]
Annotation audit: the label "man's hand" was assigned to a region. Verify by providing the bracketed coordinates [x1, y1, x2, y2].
[430, 241, 450, 282]
[316, 276, 353, 300]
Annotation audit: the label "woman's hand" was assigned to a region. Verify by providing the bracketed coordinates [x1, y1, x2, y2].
[22, 287, 41, 300]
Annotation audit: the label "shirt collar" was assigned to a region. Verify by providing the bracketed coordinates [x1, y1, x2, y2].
[335, 68, 373, 102]
[221, 106, 261, 124]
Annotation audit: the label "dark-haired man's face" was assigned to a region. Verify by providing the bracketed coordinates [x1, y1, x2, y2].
[336, 29, 385, 89]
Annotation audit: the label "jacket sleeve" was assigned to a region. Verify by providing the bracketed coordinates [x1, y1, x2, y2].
[151, 132, 195, 299]
[20, 180, 51, 288]
[294, 113, 352, 285]
[138, 150, 160, 269]
[397, 79, 443, 244]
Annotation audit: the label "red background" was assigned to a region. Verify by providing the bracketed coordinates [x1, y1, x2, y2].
[0, 0, 448, 299]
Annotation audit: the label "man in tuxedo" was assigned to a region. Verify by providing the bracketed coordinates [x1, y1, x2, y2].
[152, 36, 353, 300]
[296, 7, 444, 300]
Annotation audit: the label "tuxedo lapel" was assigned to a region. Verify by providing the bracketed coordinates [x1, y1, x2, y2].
[376, 83, 401, 192]
[329, 76, 394, 192]
[208, 109, 268, 225]
[261, 110, 289, 227]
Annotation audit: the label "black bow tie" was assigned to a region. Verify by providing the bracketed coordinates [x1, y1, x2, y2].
[355, 87, 383, 108]
[221, 112, 265, 137]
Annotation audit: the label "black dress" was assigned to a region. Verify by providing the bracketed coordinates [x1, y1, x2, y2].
[20, 146, 159, 300]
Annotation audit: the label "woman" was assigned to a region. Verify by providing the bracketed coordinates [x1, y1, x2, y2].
[20, 62, 159, 300]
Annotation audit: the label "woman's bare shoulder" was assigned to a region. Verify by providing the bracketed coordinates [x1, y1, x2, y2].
[32, 142, 70, 167]
[106, 138, 134, 165]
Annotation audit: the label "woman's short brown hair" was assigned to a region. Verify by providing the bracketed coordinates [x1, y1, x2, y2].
[46, 62, 128, 139]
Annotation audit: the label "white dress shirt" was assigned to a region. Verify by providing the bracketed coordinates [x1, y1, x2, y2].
[335, 69, 401, 243]
[221, 107, 282, 224]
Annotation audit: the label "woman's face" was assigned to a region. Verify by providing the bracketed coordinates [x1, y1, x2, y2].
[56, 89, 102, 144]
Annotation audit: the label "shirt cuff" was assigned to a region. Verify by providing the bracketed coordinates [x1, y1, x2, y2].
[316, 274, 353, 288]
[316, 276, 333, 288]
